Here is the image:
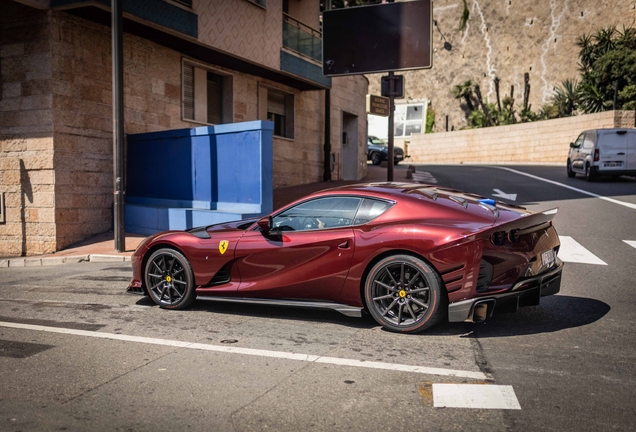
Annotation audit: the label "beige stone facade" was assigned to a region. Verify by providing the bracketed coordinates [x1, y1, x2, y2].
[408, 111, 635, 165]
[0, 0, 368, 255]
[368, 0, 636, 132]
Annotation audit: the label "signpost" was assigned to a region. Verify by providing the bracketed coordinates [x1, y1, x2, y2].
[366, 95, 390, 117]
[322, 0, 433, 182]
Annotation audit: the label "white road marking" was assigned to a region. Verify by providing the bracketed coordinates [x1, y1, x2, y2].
[433, 383, 521, 410]
[623, 240, 636, 250]
[492, 188, 517, 201]
[494, 167, 636, 210]
[0, 321, 488, 380]
[412, 172, 438, 184]
[558, 236, 607, 265]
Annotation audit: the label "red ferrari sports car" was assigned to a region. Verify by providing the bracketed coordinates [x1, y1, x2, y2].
[128, 182, 563, 334]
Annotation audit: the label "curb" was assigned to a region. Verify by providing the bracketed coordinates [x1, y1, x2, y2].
[0, 254, 132, 269]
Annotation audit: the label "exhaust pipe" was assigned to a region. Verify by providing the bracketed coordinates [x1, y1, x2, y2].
[471, 299, 495, 322]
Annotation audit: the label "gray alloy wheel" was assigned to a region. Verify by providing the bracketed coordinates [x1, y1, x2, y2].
[364, 254, 446, 333]
[585, 163, 596, 182]
[145, 248, 196, 310]
[371, 152, 382, 165]
[567, 160, 575, 178]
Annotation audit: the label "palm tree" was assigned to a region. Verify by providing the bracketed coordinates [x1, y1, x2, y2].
[552, 79, 579, 117]
[577, 80, 605, 113]
[452, 80, 476, 111]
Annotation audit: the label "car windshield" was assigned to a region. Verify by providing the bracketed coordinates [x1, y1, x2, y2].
[369, 137, 386, 145]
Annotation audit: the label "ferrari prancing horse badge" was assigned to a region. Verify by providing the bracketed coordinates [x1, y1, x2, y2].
[219, 240, 229, 255]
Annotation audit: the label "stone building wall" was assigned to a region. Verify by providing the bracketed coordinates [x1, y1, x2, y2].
[1, 1, 369, 255]
[407, 110, 635, 165]
[368, 0, 636, 132]
[0, 3, 56, 256]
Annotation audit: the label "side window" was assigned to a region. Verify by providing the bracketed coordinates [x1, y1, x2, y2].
[574, 133, 585, 148]
[353, 198, 394, 225]
[272, 197, 362, 231]
[583, 132, 596, 148]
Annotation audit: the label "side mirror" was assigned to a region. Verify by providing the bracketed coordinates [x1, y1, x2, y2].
[569, 142, 578, 148]
[257, 216, 272, 232]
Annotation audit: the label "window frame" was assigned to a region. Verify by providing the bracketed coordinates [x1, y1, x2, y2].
[394, 103, 425, 138]
[259, 84, 295, 139]
[181, 59, 233, 126]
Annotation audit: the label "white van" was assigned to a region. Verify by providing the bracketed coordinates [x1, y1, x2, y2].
[567, 128, 636, 181]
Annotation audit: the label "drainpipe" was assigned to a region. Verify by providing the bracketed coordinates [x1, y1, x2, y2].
[323, 89, 331, 181]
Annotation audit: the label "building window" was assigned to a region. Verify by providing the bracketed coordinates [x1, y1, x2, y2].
[394, 103, 425, 138]
[182, 61, 232, 125]
[263, 88, 294, 138]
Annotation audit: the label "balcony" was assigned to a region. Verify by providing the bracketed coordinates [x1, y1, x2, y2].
[283, 13, 322, 63]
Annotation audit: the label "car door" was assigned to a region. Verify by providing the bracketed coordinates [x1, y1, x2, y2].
[570, 132, 586, 170]
[235, 196, 361, 302]
[598, 130, 628, 173]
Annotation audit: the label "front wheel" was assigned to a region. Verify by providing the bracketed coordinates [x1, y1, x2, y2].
[145, 248, 196, 309]
[371, 152, 382, 165]
[567, 160, 575, 178]
[364, 255, 446, 333]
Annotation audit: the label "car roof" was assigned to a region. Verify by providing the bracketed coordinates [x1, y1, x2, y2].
[301, 182, 529, 222]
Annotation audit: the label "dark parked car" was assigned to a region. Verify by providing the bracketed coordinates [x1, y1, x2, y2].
[367, 136, 405, 165]
[128, 183, 563, 334]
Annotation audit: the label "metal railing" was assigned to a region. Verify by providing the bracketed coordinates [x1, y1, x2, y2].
[282, 13, 322, 62]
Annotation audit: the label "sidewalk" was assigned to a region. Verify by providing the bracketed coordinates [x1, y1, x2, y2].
[0, 164, 415, 268]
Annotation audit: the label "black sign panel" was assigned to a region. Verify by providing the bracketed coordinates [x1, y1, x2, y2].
[323, 0, 432, 77]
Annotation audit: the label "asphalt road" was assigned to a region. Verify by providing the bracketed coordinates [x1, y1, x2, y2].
[1, 165, 635, 431]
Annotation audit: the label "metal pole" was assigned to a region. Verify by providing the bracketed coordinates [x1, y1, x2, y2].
[112, 0, 125, 252]
[387, 71, 395, 182]
[613, 80, 618, 111]
[323, 89, 331, 181]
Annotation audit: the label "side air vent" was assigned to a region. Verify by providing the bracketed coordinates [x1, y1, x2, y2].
[209, 266, 231, 285]
[476, 260, 494, 292]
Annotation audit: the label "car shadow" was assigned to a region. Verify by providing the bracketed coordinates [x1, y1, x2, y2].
[135, 296, 376, 329]
[135, 295, 610, 337]
[427, 295, 611, 338]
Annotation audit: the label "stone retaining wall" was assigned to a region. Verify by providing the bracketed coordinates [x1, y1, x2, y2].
[407, 111, 635, 165]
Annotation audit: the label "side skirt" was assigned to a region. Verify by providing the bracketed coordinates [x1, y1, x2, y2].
[196, 296, 363, 318]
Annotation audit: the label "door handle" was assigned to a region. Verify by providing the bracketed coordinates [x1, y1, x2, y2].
[617, 152, 625, 155]
[338, 241, 349, 249]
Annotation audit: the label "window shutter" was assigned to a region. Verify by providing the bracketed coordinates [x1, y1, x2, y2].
[268, 90, 286, 116]
[183, 64, 194, 120]
[207, 72, 223, 124]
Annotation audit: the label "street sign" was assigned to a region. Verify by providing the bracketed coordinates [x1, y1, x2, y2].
[366, 94, 390, 117]
[381, 75, 404, 98]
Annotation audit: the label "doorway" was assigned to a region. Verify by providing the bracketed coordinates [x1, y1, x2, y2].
[341, 112, 359, 181]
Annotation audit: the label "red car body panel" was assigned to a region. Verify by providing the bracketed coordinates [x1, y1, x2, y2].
[129, 183, 562, 321]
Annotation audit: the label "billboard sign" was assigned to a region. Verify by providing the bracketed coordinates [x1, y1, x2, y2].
[323, 0, 433, 77]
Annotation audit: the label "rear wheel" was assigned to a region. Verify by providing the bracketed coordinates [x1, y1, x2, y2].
[371, 152, 382, 165]
[145, 248, 196, 310]
[364, 255, 446, 333]
[585, 163, 596, 182]
[567, 160, 575, 178]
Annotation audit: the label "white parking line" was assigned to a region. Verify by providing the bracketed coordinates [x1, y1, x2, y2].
[494, 167, 636, 211]
[433, 383, 521, 410]
[0, 321, 488, 380]
[624, 240, 636, 250]
[558, 236, 607, 265]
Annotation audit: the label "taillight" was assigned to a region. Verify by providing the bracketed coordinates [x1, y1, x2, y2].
[594, 149, 599, 161]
